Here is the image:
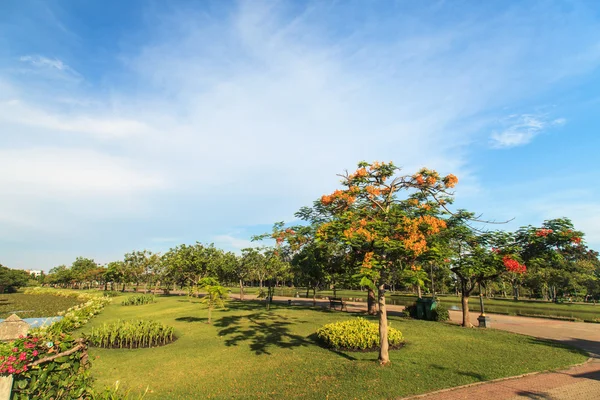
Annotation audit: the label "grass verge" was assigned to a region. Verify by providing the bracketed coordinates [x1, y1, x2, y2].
[80, 296, 587, 399]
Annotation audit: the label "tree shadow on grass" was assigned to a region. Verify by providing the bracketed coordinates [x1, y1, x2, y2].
[175, 316, 206, 323]
[527, 337, 592, 359]
[214, 310, 321, 356]
[223, 299, 341, 315]
[307, 333, 357, 361]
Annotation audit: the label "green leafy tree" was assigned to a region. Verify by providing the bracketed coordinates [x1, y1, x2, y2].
[199, 277, 228, 324]
[0, 265, 29, 293]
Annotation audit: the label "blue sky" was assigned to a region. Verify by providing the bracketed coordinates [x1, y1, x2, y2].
[1, 0, 600, 271]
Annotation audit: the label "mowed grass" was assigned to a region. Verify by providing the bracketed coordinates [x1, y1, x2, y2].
[82, 296, 587, 399]
[0, 293, 83, 318]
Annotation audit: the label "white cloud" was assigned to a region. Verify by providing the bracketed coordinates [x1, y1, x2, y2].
[0, 99, 149, 139]
[0, 147, 163, 196]
[490, 114, 566, 149]
[19, 55, 79, 76]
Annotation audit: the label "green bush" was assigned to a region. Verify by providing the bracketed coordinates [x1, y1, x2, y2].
[404, 303, 417, 318]
[121, 294, 156, 306]
[432, 304, 449, 322]
[316, 317, 403, 351]
[86, 320, 175, 349]
[7, 332, 95, 399]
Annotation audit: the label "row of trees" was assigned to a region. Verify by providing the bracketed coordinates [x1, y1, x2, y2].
[42, 245, 292, 300]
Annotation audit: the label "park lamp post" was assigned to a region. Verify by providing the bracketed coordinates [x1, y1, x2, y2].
[477, 282, 491, 328]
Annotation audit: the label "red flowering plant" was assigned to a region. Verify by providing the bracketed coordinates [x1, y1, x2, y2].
[503, 256, 526, 275]
[0, 335, 45, 376]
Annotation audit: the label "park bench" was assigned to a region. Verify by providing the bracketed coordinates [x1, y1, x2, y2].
[329, 297, 347, 311]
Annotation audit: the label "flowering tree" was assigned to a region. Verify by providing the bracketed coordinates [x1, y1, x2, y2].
[516, 218, 590, 301]
[315, 161, 457, 364]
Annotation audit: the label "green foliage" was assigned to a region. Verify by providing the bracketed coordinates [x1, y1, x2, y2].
[121, 295, 156, 306]
[199, 278, 228, 323]
[8, 332, 94, 400]
[431, 304, 449, 322]
[86, 320, 175, 349]
[316, 317, 404, 351]
[404, 303, 417, 318]
[92, 381, 149, 399]
[0, 266, 30, 294]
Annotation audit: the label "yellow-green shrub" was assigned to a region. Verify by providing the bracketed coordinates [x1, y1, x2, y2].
[316, 317, 403, 351]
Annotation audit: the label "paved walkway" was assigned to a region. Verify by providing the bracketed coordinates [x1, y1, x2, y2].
[236, 294, 600, 400]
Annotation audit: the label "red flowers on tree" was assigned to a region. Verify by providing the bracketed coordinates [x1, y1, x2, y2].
[535, 228, 553, 237]
[503, 256, 526, 274]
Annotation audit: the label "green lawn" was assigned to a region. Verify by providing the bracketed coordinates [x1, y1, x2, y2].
[0, 293, 82, 319]
[80, 296, 587, 399]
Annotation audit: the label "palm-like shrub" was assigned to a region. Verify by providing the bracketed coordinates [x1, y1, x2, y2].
[86, 320, 175, 349]
[199, 278, 228, 324]
[316, 318, 404, 351]
[121, 294, 156, 306]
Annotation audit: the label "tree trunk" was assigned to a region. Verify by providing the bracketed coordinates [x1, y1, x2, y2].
[377, 284, 390, 365]
[417, 285, 422, 299]
[312, 288, 317, 307]
[207, 306, 212, 324]
[239, 279, 244, 301]
[461, 293, 472, 327]
[367, 288, 377, 315]
[259, 279, 263, 289]
[121, 282, 125, 292]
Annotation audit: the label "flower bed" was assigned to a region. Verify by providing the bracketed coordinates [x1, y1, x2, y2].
[316, 317, 404, 351]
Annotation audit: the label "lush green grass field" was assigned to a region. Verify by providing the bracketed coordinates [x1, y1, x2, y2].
[81, 295, 587, 399]
[0, 293, 82, 318]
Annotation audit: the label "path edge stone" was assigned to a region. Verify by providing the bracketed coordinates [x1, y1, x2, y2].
[397, 357, 594, 400]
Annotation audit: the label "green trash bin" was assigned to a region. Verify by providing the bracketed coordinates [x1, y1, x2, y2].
[425, 298, 437, 320]
[416, 297, 437, 320]
[416, 298, 425, 319]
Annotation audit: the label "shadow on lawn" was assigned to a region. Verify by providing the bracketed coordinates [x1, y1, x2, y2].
[214, 310, 315, 355]
[212, 300, 367, 360]
[175, 316, 206, 323]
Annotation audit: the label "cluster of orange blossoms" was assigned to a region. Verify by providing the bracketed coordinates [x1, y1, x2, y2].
[363, 252, 374, 268]
[348, 167, 368, 180]
[343, 225, 376, 242]
[443, 174, 458, 188]
[395, 215, 447, 256]
[535, 228, 553, 237]
[321, 189, 358, 207]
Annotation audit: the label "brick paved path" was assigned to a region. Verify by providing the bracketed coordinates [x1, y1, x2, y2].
[237, 294, 600, 399]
